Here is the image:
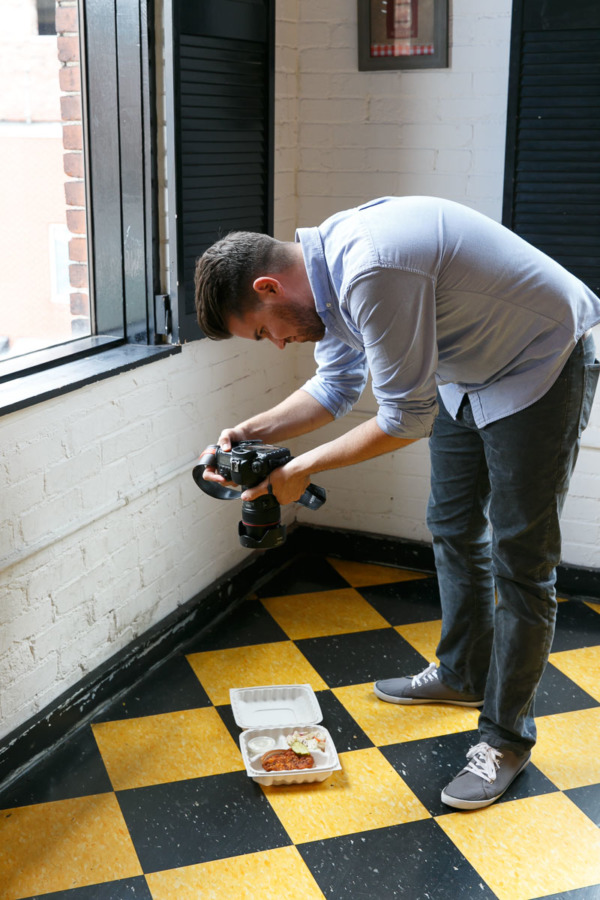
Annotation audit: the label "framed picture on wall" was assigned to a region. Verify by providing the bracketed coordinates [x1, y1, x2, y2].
[358, 0, 448, 70]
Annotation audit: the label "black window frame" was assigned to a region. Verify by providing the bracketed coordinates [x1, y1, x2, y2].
[0, 0, 179, 416]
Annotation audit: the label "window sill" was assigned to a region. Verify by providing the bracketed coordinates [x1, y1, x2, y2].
[0, 342, 182, 417]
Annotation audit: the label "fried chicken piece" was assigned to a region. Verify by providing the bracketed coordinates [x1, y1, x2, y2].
[261, 748, 315, 771]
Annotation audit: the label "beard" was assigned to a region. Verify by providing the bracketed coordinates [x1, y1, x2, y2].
[271, 301, 326, 343]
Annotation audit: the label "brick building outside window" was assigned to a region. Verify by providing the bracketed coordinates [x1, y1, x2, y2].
[0, 0, 89, 361]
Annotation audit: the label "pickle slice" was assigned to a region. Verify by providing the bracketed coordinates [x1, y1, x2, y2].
[290, 740, 310, 755]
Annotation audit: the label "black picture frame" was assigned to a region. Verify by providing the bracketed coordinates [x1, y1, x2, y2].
[358, 0, 448, 70]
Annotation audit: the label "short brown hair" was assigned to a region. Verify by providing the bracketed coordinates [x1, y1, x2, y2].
[194, 231, 294, 340]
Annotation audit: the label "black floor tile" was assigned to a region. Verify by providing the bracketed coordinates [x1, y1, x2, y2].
[255, 555, 350, 597]
[185, 597, 288, 651]
[0, 725, 112, 809]
[316, 689, 374, 752]
[552, 600, 600, 652]
[381, 731, 558, 818]
[116, 771, 291, 872]
[357, 577, 442, 626]
[296, 628, 427, 688]
[534, 662, 599, 716]
[565, 784, 600, 828]
[299, 820, 497, 899]
[21, 877, 153, 900]
[92, 654, 212, 723]
[215, 702, 243, 746]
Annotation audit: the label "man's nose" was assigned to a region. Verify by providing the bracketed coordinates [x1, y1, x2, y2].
[269, 336, 286, 349]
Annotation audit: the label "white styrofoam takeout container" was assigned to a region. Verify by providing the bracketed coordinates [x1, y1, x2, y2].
[230, 684, 342, 785]
[239, 723, 341, 786]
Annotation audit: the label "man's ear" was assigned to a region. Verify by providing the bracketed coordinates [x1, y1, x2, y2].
[253, 276, 282, 298]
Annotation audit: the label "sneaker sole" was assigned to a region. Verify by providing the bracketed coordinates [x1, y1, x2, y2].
[373, 683, 484, 707]
[440, 757, 531, 810]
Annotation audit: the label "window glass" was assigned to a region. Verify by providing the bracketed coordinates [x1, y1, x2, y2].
[0, 0, 90, 363]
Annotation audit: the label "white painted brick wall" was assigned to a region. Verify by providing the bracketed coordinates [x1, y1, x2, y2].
[0, 339, 299, 740]
[1, 0, 598, 745]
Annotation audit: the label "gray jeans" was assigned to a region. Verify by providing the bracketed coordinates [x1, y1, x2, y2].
[426, 333, 599, 753]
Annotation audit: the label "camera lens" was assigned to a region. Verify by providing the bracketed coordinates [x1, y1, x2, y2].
[238, 494, 286, 549]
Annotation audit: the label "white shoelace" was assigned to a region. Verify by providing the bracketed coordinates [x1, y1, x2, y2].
[464, 742, 504, 783]
[411, 662, 439, 687]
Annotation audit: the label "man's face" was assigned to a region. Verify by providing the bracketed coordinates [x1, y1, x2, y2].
[228, 298, 325, 348]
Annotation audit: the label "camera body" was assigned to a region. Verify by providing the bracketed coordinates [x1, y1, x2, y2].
[213, 442, 292, 490]
[193, 440, 326, 550]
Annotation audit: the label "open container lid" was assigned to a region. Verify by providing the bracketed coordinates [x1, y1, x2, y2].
[229, 683, 323, 729]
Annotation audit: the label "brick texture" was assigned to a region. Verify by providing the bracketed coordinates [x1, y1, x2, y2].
[64, 180, 85, 207]
[57, 1, 89, 305]
[66, 208, 86, 235]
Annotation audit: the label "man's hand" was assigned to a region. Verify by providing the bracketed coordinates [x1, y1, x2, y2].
[201, 426, 248, 489]
[240, 459, 311, 506]
[216, 427, 246, 452]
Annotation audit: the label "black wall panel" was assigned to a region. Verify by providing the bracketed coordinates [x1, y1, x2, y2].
[170, 0, 274, 342]
[503, 0, 600, 296]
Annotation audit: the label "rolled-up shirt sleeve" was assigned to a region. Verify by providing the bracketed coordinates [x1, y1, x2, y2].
[301, 329, 369, 418]
[347, 268, 439, 439]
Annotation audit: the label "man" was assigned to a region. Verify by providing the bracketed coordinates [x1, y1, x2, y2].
[194, 196, 600, 809]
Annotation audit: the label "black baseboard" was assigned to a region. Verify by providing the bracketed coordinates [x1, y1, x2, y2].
[1, 524, 597, 792]
[293, 524, 600, 601]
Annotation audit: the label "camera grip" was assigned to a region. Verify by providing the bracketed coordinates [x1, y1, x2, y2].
[192, 445, 240, 501]
[298, 483, 327, 510]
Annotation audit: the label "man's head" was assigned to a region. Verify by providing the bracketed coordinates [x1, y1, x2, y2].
[194, 231, 325, 346]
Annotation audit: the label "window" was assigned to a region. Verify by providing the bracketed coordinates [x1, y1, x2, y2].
[37, 0, 56, 35]
[0, 0, 175, 412]
[48, 223, 71, 305]
[0, 0, 90, 363]
[1, 0, 273, 411]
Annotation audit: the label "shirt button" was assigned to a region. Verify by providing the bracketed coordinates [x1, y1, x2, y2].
[326, 303, 331, 308]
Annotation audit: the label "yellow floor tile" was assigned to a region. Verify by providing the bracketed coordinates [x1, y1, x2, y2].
[549, 645, 600, 702]
[395, 620, 441, 662]
[92, 707, 244, 791]
[146, 846, 325, 900]
[262, 747, 429, 844]
[187, 642, 328, 706]
[533, 706, 600, 789]
[261, 588, 390, 639]
[437, 792, 600, 900]
[326, 558, 429, 587]
[333, 682, 479, 746]
[0, 793, 141, 900]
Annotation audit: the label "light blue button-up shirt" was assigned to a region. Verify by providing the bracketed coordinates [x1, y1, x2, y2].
[297, 196, 600, 439]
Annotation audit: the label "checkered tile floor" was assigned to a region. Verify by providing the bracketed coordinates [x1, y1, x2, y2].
[1, 556, 600, 900]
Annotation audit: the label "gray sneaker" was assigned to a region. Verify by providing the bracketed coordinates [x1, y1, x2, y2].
[374, 662, 484, 707]
[441, 742, 531, 809]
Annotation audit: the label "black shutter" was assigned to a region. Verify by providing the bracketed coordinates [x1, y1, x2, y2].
[503, 0, 600, 296]
[167, 0, 275, 342]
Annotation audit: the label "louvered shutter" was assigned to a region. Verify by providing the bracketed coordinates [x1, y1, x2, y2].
[503, 0, 600, 296]
[167, 0, 274, 342]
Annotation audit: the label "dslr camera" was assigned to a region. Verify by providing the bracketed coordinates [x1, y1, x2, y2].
[193, 440, 326, 550]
